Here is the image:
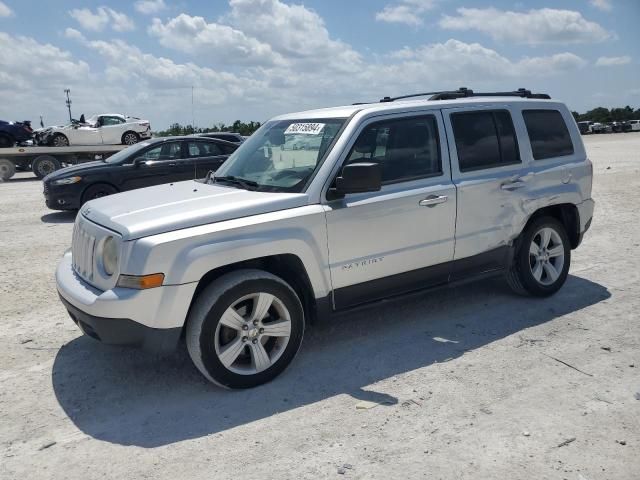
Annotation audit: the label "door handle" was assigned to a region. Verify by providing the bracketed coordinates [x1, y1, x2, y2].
[419, 195, 448, 207]
[500, 180, 526, 191]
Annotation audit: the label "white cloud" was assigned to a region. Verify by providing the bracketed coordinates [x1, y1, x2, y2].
[226, 0, 362, 73]
[148, 14, 281, 66]
[108, 8, 136, 32]
[439, 8, 611, 45]
[376, 0, 438, 26]
[69, 7, 134, 32]
[69, 7, 109, 31]
[0, 32, 91, 123]
[63, 28, 86, 42]
[595, 55, 631, 67]
[135, 0, 167, 15]
[381, 40, 586, 87]
[590, 0, 612, 12]
[0, 1, 13, 17]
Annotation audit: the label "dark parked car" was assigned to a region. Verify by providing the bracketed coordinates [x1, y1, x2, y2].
[43, 136, 237, 210]
[197, 132, 245, 144]
[0, 120, 33, 147]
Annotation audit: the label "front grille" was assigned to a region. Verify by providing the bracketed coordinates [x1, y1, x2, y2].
[72, 220, 96, 282]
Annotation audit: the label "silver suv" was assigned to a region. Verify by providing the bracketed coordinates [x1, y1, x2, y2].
[56, 88, 595, 388]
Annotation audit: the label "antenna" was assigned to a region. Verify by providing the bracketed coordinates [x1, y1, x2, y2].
[191, 86, 195, 134]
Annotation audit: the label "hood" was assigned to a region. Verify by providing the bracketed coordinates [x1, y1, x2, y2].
[43, 161, 105, 182]
[82, 180, 309, 240]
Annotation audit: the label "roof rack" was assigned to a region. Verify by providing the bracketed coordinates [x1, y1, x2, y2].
[378, 87, 550, 103]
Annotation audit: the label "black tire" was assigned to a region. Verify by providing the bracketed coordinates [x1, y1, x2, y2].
[506, 216, 571, 297]
[186, 269, 305, 389]
[121, 131, 139, 145]
[51, 133, 69, 147]
[0, 134, 14, 148]
[0, 158, 16, 180]
[81, 183, 118, 205]
[32, 155, 61, 179]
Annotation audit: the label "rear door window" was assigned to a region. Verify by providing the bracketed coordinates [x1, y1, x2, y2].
[187, 141, 222, 158]
[451, 110, 520, 172]
[522, 110, 574, 160]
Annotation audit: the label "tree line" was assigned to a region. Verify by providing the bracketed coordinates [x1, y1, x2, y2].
[154, 120, 262, 137]
[572, 106, 640, 123]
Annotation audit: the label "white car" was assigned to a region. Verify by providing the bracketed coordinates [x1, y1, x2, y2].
[629, 120, 640, 131]
[35, 114, 152, 147]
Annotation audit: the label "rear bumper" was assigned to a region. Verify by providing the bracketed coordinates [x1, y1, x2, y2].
[576, 198, 595, 246]
[60, 294, 182, 353]
[577, 199, 595, 233]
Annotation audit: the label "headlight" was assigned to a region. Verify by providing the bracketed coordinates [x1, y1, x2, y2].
[52, 176, 82, 185]
[102, 236, 118, 276]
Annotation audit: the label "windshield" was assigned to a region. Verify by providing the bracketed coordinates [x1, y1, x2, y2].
[213, 118, 346, 193]
[104, 141, 152, 164]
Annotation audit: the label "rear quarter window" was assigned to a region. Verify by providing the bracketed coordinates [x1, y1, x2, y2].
[522, 110, 574, 160]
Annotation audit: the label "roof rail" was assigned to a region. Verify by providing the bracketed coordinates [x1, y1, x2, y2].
[379, 87, 550, 103]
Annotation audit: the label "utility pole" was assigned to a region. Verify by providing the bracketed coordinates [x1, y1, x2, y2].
[191, 85, 195, 134]
[64, 89, 72, 122]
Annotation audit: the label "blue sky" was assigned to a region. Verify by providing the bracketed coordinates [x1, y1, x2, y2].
[0, 0, 638, 129]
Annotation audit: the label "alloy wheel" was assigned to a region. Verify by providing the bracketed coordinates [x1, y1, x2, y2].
[123, 133, 138, 145]
[529, 227, 565, 286]
[53, 135, 68, 147]
[214, 292, 292, 375]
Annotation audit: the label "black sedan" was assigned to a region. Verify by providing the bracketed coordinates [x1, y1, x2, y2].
[43, 136, 237, 210]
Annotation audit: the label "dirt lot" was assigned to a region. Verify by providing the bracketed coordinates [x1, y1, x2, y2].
[1, 134, 639, 479]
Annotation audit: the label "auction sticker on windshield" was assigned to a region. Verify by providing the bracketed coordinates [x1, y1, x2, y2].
[285, 123, 325, 135]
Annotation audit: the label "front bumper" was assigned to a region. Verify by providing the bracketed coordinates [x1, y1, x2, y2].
[140, 128, 152, 139]
[44, 185, 81, 210]
[56, 250, 197, 352]
[60, 295, 182, 352]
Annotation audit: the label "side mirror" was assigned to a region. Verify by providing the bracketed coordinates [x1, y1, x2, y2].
[329, 162, 381, 199]
[133, 157, 147, 167]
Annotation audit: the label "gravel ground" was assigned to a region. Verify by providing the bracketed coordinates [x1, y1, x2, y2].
[1, 134, 639, 479]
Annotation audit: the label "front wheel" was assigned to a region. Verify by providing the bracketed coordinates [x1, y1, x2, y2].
[51, 133, 69, 147]
[81, 183, 118, 205]
[506, 216, 571, 297]
[186, 269, 305, 389]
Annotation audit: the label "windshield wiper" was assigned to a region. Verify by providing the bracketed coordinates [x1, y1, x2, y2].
[213, 175, 259, 190]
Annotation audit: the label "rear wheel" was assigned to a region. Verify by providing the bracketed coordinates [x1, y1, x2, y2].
[0, 134, 14, 148]
[32, 155, 61, 179]
[51, 133, 69, 147]
[122, 131, 139, 145]
[186, 269, 305, 389]
[81, 183, 118, 205]
[0, 159, 16, 180]
[506, 216, 570, 297]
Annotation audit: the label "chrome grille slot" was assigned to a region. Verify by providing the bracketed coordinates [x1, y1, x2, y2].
[72, 219, 96, 282]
